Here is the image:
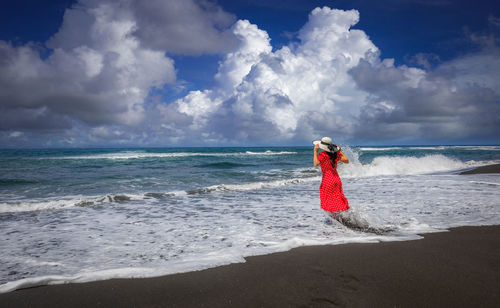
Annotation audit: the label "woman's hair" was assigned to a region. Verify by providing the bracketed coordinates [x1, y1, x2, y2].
[326, 148, 338, 167]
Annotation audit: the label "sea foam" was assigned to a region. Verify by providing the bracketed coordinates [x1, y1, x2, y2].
[1, 154, 493, 214]
[51, 150, 298, 160]
[340, 153, 482, 178]
[1, 146, 499, 293]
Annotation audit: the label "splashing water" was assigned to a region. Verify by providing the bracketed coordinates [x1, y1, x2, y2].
[0, 146, 499, 292]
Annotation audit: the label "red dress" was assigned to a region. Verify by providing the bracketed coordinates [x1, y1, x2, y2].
[318, 151, 349, 213]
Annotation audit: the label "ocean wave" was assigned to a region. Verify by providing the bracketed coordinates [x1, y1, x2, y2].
[407, 146, 448, 150]
[456, 146, 500, 151]
[1, 155, 494, 214]
[0, 232, 416, 294]
[469, 181, 500, 186]
[360, 147, 405, 151]
[52, 152, 230, 160]
[195, 162, 257, 168]
[359, 146, 449, 151]
[0, 194, 141, 214]
[185, 176, 321, 195]
[360, 146, 448, 151]
[0, 175, 320, 213]
[360, 145, 500, 152]
[0, 267, 159, 294]
[50, 150, 298, 160]
[340, 154, 482, 178]
[245, 150, 297, 155]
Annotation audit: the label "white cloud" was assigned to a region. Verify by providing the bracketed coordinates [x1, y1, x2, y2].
[159, 7, 499, 145]
[349, 48, 500, 142]
[164, 7, 378, 144]
[0, 0, 176, 132]
[0, 0, 237, 145]
[1, 3, 498, 147]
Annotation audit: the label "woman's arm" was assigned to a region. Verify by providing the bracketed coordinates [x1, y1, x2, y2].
[313, 144, 320, 167]
[338, 150, 349, 164]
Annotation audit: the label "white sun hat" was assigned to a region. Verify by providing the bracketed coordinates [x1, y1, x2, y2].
[313, 137, 339, 153]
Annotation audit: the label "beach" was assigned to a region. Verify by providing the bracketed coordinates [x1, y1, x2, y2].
[0, 225, 499, 307]
[1, 0, 499, 305]
[1, 149, 499, 307]
[460, 163, 500, 174]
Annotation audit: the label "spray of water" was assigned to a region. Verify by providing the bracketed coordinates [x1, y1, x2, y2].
[327, 209, 395, 235]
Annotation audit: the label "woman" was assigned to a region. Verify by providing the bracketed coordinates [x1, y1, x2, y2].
[313, 137, 350, 214]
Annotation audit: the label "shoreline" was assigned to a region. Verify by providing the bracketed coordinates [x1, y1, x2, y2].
[1, 225, 499, 307]
[460, 163, 500, 174]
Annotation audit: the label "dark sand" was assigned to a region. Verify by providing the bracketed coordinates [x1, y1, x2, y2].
[1, 226, 499, 307]
[460, 163, 500, 174]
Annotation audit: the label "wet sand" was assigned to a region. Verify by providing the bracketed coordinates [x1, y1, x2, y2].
[1, 225, 499, 307]
[460, 163, 500, 174]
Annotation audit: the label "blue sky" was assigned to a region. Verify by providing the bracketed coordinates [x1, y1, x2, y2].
[0, 0, 499, 147]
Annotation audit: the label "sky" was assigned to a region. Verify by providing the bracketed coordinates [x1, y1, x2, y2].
[0, 0, 499, 148]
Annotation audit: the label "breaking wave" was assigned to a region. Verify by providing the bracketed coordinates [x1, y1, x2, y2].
[2, 154, 494, 214]
[185, 176, 320, 195]
[359, 146, 500, 151]
[50, 150, 298, 160]
[339, 154, 485, 178]
[0, 194, 140, 214]
[195, 162, 257, 168]
[0, 176, 321, 214]
[245, 150, 297, 155]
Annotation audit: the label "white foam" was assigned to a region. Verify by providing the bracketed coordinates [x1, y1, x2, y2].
[360, 146, 447, 151]
[262, 235, 413, 253]
[340, 154, 483, 178]
[54, 152, 227, 160]
[360, 147, 404, 151]
[2, 146, 499, 294]
[0, 247, 255, 293]
[469, 181, 500, 186]
[52, 150, 297, 160]
[0, 233, 418, 294]
[187, 176, 321, 194]
[2, 171, 499, 293]
[359, 146, 500, 151]
[452, 146, 500, 151]
[0, 198, 83, 213]
[0, 267, 157, 293]
[0, 193, 142, 214]
[3, 153, 495, 214]
[406, 146, 450, 150]
[245, 150, 297, 155]
[0, 175, 321, 213]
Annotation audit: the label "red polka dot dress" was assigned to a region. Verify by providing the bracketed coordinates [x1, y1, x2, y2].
[318, 151, 349, 213]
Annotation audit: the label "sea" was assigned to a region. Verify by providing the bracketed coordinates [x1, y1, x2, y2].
[1, 145, 499, 292]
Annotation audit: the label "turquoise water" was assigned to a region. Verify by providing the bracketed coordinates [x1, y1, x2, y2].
[0, 147, 305, 201]
[1, 146, 499, 292]
[1, 146, 497, 202]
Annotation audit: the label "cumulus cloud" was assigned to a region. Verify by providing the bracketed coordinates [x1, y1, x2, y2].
[0, 0, 239, 147]
[163, 7, 378, 144]
[0, 0, 176, 132]
[349, 47, 500, 142]
[159, 7, 499, 145]
[1, 3, 498, 147]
